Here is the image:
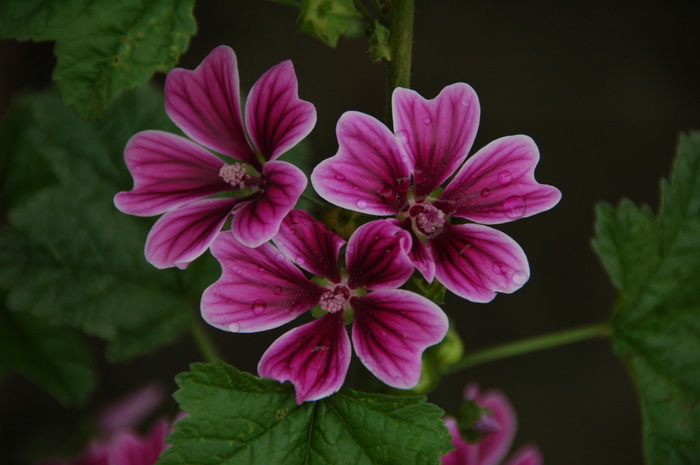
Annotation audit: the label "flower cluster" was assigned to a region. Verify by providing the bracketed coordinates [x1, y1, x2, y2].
[115, 46, 560, 402]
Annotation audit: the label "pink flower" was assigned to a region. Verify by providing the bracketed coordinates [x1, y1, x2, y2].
[311, 83, 561, 302]
[201, 209, 449, 403]
[114, 46, 316, 269]
[443, 384, 543, 465]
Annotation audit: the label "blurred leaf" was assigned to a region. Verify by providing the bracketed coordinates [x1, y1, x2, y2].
[592, 131, 700, 465]
[0, 302, 94, 405]
[0, 87, 213, 363]
[0, 0, 196, 118]
[296, 0, 362, 47]
[159, 361, 453, 465]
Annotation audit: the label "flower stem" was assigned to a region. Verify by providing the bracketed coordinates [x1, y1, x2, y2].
[301, 192, 328, 208]
[440, 322, 611, 375]
[190, 320, 223, 363]
[385, 0, 415, 122]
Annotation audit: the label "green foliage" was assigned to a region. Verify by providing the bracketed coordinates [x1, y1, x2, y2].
[369, 21, 391, 62]
[592, 132, 700, 465]
[0, 0, 196, 118]
[159, 362, 454, 465]
[296, 0, 363, 47]
[0, 87, 215, 384]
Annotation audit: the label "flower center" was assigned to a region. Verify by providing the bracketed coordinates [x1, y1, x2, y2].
[410, 202, 446, 238]
[319, 285, 350, 313]
[219, 163, 250, 189]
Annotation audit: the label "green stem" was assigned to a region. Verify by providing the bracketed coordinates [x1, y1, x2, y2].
[191, 320, 223, 363]
[385, 0, 415, 122]
[301, 192, 328, 208]
[354, 0, 378, 25]
[440, 322, 611, 375]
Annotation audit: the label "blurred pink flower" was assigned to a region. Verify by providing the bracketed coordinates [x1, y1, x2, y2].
[443, 384, 543, 465]
[311, 83, 561, 302]
[115, 45, 315, 269]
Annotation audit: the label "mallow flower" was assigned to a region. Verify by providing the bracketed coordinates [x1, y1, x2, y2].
[114, 45, 315, 269]
[201, 209, 448, 403]
[311, 83, 561, 302]
[443, 383, 543, 465]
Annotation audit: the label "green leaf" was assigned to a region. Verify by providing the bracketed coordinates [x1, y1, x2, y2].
[0, 0, 196, 118]
[369, 21, 391, 62]
[0, 303, 95, 405]
[159, 362, 454, 465]
[296, 0, 363, 47]
[0, 87, 211, 362]
[592, 131, 700, 465]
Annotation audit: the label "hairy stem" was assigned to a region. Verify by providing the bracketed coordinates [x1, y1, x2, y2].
[385, 0, 415, 123]
[440, 322, 611, 375]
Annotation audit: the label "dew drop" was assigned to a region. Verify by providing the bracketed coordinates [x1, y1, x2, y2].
[461, 99, 470, 107]
[228, 322, 241, 333]
[396, 130, 409, 144]
[422, 116, 432, 126]
[226, 298, 234, 305]
[497, 170, 513, 187]
[273, 286, 283, 295]
[512, 270, 529, 286]
[503, 196, 527, 219]
[356, 199, 368, 209]
[251, 299, 266, 316]
[492, 261, 508, 275]
[291, 215, 301, 224]
[335, 173, 345, 181]
[380, 185, 394, 199]
[257, 266, 266, 275]
[274, 251, 286, 262]
[351, 184, 359, 191]
[296, 255, 306, 265]
[480, 187, 491, 198]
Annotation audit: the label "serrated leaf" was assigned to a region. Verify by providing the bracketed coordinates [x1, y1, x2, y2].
[0, 303, 94, 405]
[159, 362, 453, 465]
[296, 0, 362, 47]
[0, 87, 212, 362]
[0, 0, 196, 118]
[592, 131, 700, 464]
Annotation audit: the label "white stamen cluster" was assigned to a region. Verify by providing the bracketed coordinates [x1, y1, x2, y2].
[219, 163, 249, 189]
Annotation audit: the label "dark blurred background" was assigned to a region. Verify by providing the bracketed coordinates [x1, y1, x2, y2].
[2, 1, 700, 464]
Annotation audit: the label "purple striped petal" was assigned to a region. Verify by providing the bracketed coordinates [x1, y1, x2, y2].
[393, 83, 480, 199]
[114, 131, 230, 216]
[350, 289, 448, 388]
[503, 446, 543, 465]
[145, 198, 239, 269]
[201, 232, 324, 333]
[231, 160, 307, 247]
[464, 384, 518, 465]
[437, 135, 562, 224]
[311, 111, 410, 216]
[165, 46, 257, 167]
[431, 224, 529, 302]
[443, 417, 479, 465]
[346, 220, 414, 290]
[258, 313, 350, 403]
[245, 60, 317, 161]
[399, 218, 436, 282]
[273, 209, 345, 282]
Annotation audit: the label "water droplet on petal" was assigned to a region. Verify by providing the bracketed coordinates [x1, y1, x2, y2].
[228, 322, 241, 333]
[226, 298, 233, 305]
[512, 270, 529, 286]
[461, 99, 470, 107]
[503, 196, 527, 219]
[257, 266, 266, 275]
[251, 299, 266, 315]
[356, 199, 368, 209]
[480, 187, 491, 198]
[296, 255, 306, 265]
[274, 251, 285, 262]
[335, 173, 345, 181]
[291, 215, 301, 224]
[351, 184, 359, 191]
[492, 261, 508, 275]
[497, 170, 513, 187]
[396, 130, 409, 144]
[422, 116, 432, 126]
[273, 286, 283, 295]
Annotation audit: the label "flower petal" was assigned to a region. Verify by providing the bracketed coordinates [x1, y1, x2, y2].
[201, 232, 324, 333]
[231, 160, 307, 247]
[245, 60, 317, 161]
[114, 131, 230, 216]
[443, 417, 479, 465]
[346, 220, 414, 290]
[351, 289, 448, 388]
[164, 46, 257, 167]
[258, 313, 350, 403]
[399, 218, 436, 282]
[503, 446, 543, 465]
[393, 83, 480, 198]
[311, 111, 410, 216]
[145, 198, 239, 269]
[273, 209, 345, 282]
[431, 224, 530, 302]
[465, 384, 518, 465]
[437, 135, 562, 224]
